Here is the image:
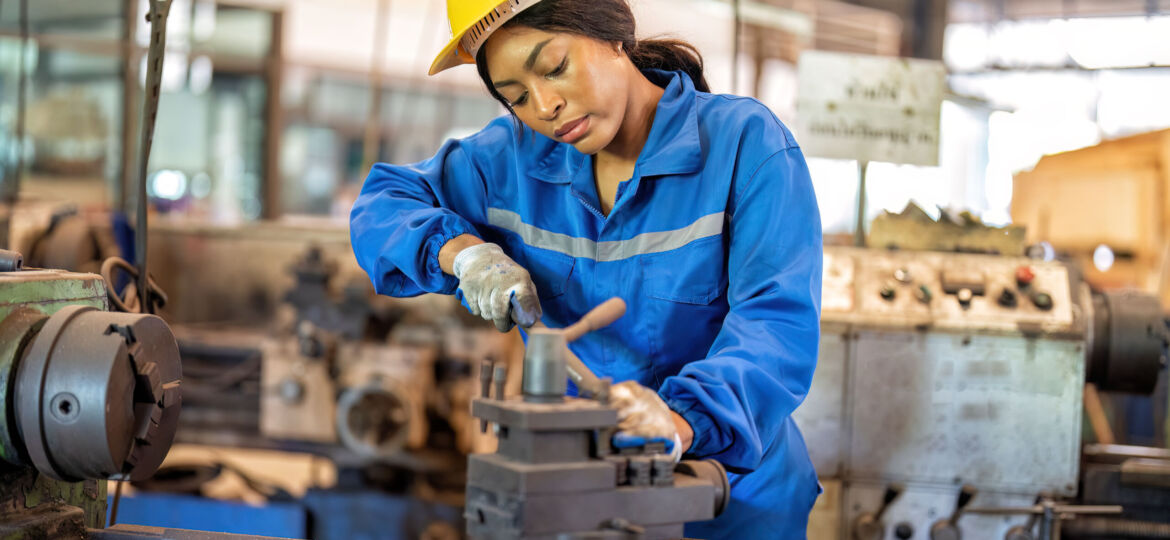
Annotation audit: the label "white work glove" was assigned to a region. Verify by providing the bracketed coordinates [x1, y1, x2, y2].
[610, 381, 683, 462]
[452, 243, 542, 332]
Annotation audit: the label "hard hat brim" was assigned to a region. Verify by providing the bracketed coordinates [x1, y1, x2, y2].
[429, 0, 543, 76]
[429, 37, 471, 76]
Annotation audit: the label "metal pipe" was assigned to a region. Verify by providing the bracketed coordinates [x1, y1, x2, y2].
[135, 0, 171, 314]
[362, 0, 391, 172]
[731, 0, 741, 93]
[13, 0, 28, 200]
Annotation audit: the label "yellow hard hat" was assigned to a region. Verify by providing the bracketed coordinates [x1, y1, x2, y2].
[429, 0, 544, 76]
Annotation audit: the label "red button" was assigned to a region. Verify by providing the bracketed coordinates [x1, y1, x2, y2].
[1016, 266, 1035, 287]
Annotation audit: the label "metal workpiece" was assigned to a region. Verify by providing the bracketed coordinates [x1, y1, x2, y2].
[1085, 289, 1168, 394]
[10, 304, 181, 481]
[522, 329, 568, 403]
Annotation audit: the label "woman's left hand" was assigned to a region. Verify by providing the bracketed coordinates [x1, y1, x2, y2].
[610, 381, 694, 460]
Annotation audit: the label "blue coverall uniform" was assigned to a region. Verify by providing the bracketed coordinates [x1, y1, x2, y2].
[350, 69, 823, 539]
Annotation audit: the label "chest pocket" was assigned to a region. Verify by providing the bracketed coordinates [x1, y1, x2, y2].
[517, 244, 574, 299]
[640, 236, 726, 304]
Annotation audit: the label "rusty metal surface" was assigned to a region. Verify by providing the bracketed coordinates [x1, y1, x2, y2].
[0, 469, 108, 531]
[0, 270, 108, 315]
[847, 331, 1083, 495]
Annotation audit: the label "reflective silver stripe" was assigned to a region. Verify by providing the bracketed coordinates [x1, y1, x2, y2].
[486, 208, 725, 262]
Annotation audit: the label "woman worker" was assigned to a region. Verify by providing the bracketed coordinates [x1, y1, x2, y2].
[350, 0, 823, 536]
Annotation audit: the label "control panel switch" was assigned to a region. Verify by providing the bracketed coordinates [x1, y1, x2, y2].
[916, 285, 933, 304]
[998, 288, 1018, 308]
[1016, 266, 1036, 288]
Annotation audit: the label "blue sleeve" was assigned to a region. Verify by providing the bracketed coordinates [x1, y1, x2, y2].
[349, 124, 506, 297]
[658, 146, 822, 473]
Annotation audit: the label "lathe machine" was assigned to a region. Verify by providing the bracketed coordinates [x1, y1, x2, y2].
[797, 246, 1168, 539]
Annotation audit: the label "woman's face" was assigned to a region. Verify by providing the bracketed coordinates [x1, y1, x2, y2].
[482, 26, 630, 155]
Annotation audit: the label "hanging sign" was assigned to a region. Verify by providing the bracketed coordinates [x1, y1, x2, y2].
[796, 51, 947, 166]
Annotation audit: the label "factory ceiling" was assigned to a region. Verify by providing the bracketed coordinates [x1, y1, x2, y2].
[951, 0, 1170, 22]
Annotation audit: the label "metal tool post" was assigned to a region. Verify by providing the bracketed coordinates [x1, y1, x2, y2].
[466, 298, 729, 539]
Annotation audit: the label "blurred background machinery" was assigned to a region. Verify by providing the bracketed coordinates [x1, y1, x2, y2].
[798, 246, 1169, 539]
[155, 243, 505, 538]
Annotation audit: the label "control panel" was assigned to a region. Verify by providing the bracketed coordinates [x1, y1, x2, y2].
[821, 247, 1078, 337]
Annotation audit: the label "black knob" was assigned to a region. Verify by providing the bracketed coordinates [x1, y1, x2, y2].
[957, 288, 974, 308]
[998, 288, 1018, 308]
[881, 285, 897, 301]
[916, 285, 933, 304]
[955, 485, 977, 513]
[895, 522, 914, 539]
[1031, 291, 1053, 311]
[882, 483, 906, 508]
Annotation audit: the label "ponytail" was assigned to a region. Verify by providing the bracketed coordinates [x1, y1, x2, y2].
[627, 38, 709, 93]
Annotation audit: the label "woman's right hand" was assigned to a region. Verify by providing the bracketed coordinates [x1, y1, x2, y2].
[450, 242, 542, 332]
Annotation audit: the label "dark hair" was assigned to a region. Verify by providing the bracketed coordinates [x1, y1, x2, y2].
[474, 0, 709, 115]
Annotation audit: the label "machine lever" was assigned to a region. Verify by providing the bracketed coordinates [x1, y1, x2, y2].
[930, 484, 977, 540]
[852, 483, 905, 540]
[877, 483, 905, 520]
[562, 297, 627, 343]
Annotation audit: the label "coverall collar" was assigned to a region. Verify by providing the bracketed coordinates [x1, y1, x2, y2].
[527, 69, 702, 184]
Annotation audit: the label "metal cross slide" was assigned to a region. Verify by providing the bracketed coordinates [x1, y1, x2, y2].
[468, 453, 619, 494]
[471, 397, 616, 431]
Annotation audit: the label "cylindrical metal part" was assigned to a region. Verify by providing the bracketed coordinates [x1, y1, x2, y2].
[1063, 517, 1170, 539]
[1086, 290, 1167, 394]
[0, 249, 22, 272]
[522, 329, 567, 403]
[674, 459, 731, 517]
[0, 308, 46, 466]
[479, 358, 493, 398]
[493, 364, 508, 400]
[10, 305, 181, 481]
[1038, 502, 1055, 540]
